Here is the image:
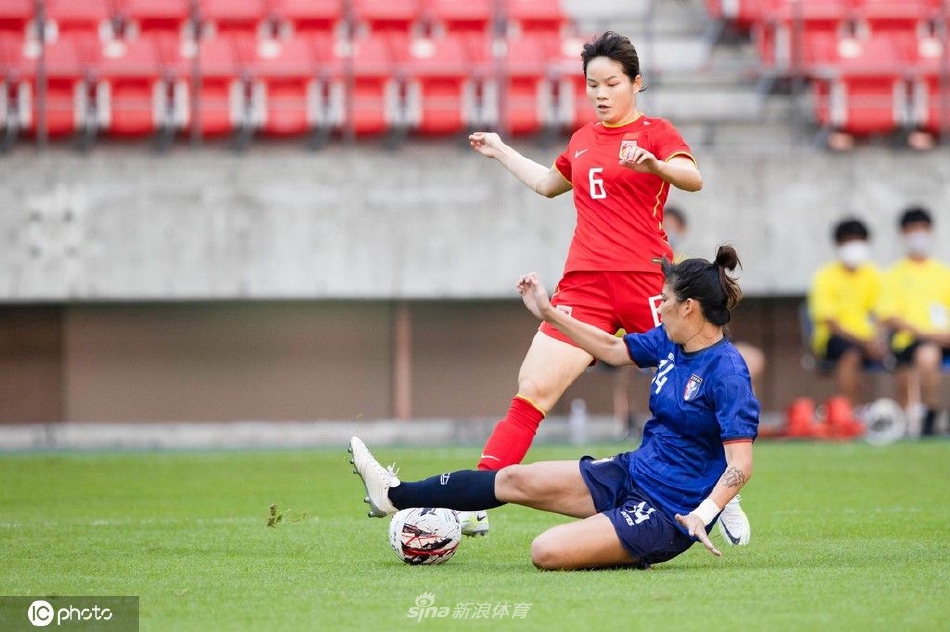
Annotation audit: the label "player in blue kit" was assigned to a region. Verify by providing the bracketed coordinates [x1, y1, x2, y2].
[350, 246, 759, 569]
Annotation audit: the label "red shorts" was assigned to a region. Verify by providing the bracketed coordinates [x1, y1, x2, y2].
[539, 270, 664, 346]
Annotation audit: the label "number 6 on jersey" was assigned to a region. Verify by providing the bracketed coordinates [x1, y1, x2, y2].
[589, 167, 606, 199]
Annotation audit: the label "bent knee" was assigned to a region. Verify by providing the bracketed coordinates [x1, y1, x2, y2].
[915, 344, 942, 369]
[495, 464, 534, 502]
[530, 532, 566, 570]
[516, 377, 552, 408]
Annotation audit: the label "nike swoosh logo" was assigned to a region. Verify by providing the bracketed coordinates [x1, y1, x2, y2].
[480, 454, 501, 461]
[574, 149, 588, 158]
[720, 521, 742, 545]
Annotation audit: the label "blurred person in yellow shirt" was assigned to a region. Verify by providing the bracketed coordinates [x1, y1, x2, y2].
[808, 218, 887, 405]
[877, 207, 950, 436]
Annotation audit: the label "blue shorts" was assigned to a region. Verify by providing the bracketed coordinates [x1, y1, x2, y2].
[579, 453, 695, 567]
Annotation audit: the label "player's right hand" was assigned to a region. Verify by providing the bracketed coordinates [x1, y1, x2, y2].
[469, 131, 504, 158]
[675, 513, 723, 558]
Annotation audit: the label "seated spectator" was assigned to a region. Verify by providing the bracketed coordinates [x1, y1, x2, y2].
[807, 218, 887, 405]
[877, 207, 950, 436]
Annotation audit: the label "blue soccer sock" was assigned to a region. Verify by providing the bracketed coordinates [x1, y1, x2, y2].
[389, 470, 503, 511]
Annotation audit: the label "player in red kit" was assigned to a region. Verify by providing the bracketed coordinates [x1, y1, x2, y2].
[460, 32, 749, 544]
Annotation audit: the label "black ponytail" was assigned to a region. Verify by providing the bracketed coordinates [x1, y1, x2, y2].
[662, 245, 743, 326]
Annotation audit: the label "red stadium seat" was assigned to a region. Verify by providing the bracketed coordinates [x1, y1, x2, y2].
[0, 0, 33, 36]
[268, 0, 345, 37]
[497, 35, 557, 135]
[813, 36, 912, 136]
[853, 0, 927, 37]
[236, 36, 319, 136]
[504, 0, 568, 38]
[0, 36, 27, 136]
[348, 34, 400, 135]
[12, 36, 96, 137]
[198, 0, 268, 39]
[352, 0, 424, 36]
[911, 73, 944, 136]
[310, 34, 345, 131]
[400, 36, 472, 135]
[114, 0, 193, 39]
[910, 45, 950, 134]
[757, 0, 850, 73]
[705, 0, 766, 30]
[555, 36, 597, 133]
[93, 38, 165, 136]
[425, 0, 494, 37]
[455, 31, 496, 127]
[43, 0, 115, 42]
[160, 36, 243, 137]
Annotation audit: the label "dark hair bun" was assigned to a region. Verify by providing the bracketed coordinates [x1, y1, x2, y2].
[714, 245, 740, 273]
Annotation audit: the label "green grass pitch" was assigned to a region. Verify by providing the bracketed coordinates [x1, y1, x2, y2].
[1, 440, 948, 630]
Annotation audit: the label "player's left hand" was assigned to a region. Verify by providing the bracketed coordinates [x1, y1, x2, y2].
[517, 272, 552, 321]
[675, 513, 722, 557]
[618, 144, 660, 174]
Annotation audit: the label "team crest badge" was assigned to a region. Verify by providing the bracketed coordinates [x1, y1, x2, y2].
[683, 374, 703, 401]
[619, 133, 640, 161]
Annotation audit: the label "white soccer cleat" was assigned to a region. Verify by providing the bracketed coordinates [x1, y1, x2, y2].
[348, 436, 400, 518]
[717, 495, 751, 546]
[457, 510, 490, 537]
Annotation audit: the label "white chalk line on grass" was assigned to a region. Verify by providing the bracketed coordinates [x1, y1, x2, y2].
[0, 516, 323, 529]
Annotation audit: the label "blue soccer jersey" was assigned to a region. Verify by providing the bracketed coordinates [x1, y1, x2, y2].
[624, 325, 760, 529]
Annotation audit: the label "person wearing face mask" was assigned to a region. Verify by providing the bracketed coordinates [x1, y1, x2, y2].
[877, 207, 950, 436]
[808, 218, 887, 406]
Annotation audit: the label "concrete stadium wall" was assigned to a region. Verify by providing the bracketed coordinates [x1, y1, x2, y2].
[1, 143, 948, 301]
[0, 297, 923, 425]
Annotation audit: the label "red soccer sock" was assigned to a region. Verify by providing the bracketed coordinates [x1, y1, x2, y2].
[477, 395, 546, 471]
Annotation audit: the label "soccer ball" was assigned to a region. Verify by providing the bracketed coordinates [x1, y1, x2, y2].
[388, 507, 461, 565]
[861, 397, 907, 446]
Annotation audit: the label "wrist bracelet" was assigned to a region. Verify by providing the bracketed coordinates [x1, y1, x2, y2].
[691, 498, 722, 526]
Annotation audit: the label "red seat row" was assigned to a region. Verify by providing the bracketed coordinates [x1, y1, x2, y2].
[811, 34, 947, 136]
[0, 0, 568, 42]
[0, 31, 595, 141]
[706, 0, 948, 33]
[755, 1, 945, 71]
[706, 0, 950, 138]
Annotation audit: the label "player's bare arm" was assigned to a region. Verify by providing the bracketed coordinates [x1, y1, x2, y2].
[675, 440, 753, 557]
[619, 151, 703, 192]
[469, 132, 573, 198]
[518, 272, 633, 367]
[709, 441, 753, 508]
[720, 466, 746, 488]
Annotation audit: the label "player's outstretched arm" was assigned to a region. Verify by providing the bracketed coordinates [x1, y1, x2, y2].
[619, 151, 703, 192]
[517, 272, 633, 366]
[675, 441, 753, 557]
[469, 132, 572, 198]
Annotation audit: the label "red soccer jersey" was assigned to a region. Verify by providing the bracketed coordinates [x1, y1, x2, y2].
[553, 114, 694, 274]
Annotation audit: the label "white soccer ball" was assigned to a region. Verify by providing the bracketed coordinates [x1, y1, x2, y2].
[389, 507, 461, 565]
[861, 397, 907, 446]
